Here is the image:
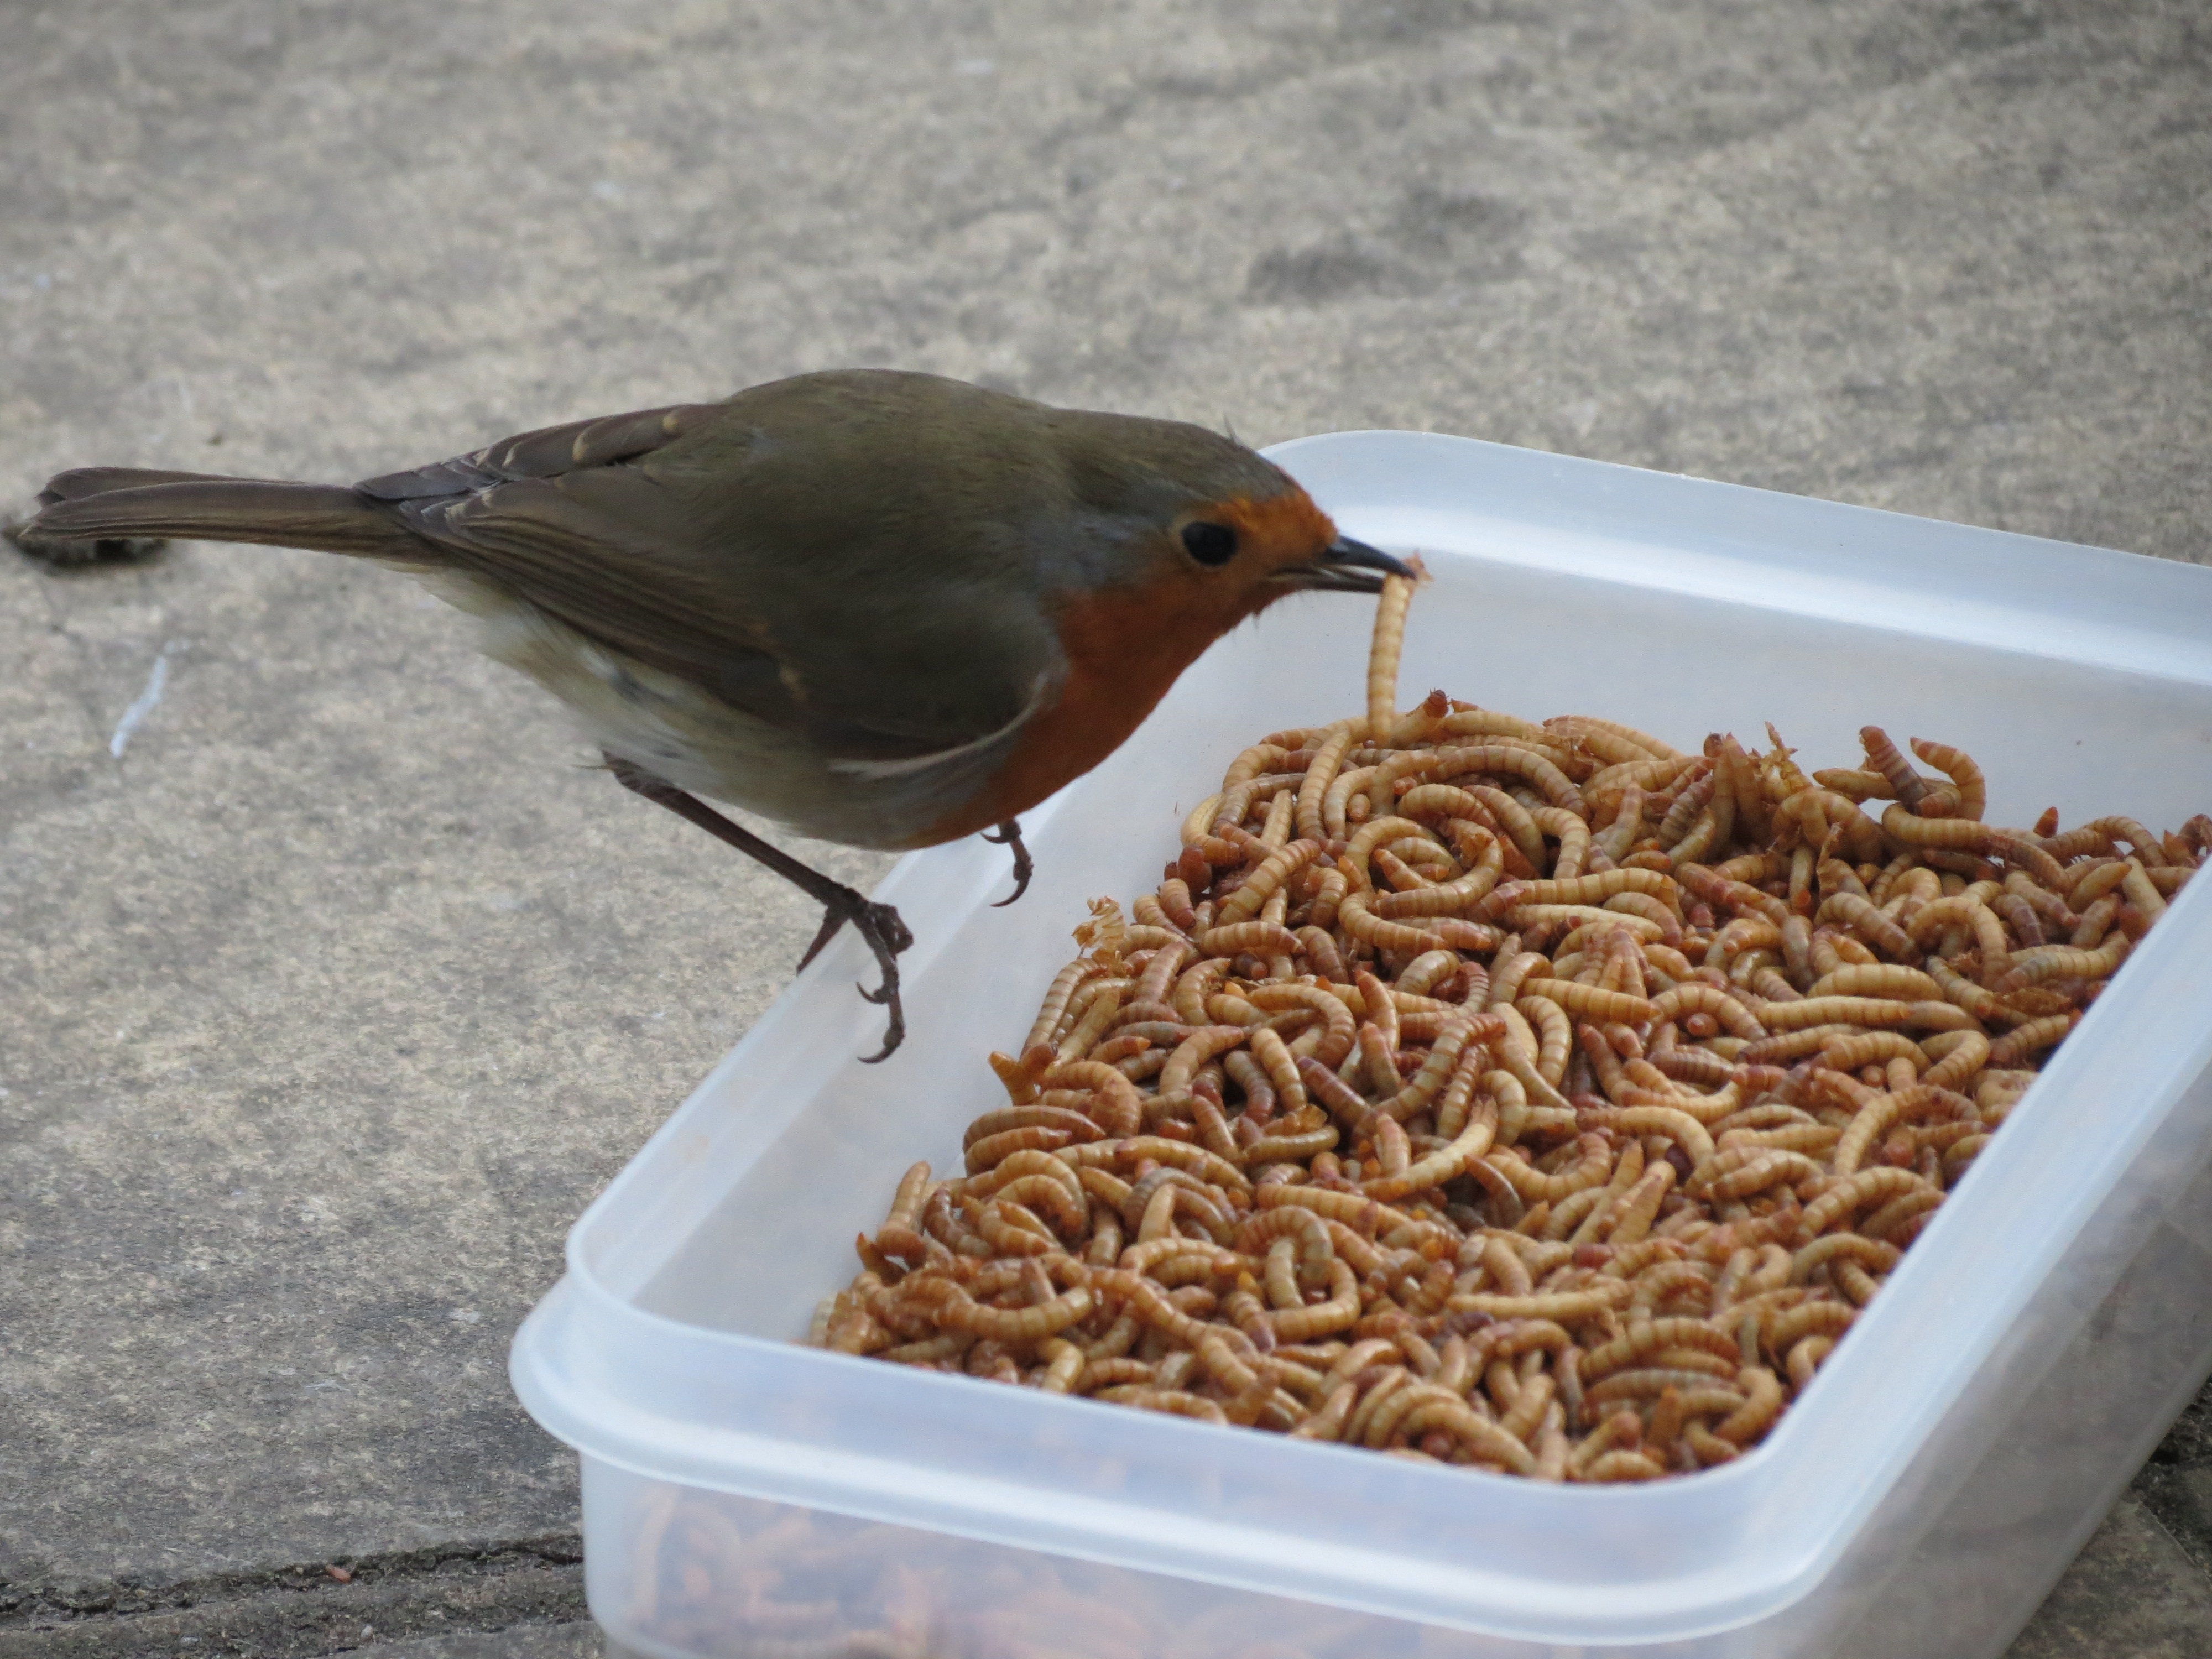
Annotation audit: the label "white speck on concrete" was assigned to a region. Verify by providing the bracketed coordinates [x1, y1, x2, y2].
[109, 642, 178, 758]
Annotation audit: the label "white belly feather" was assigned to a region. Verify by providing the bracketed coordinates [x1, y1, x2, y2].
[404, 567, 1045, 851]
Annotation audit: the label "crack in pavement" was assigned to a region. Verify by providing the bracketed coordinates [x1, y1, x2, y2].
[0, 1535, 587, 1658]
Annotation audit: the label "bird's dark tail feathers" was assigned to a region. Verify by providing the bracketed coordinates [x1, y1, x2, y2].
[21, 468, 425, 559]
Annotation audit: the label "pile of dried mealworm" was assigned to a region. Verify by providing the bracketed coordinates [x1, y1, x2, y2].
[808, 572, 2207, 1481]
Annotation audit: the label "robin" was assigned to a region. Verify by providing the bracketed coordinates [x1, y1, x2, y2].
[18, 369, 1410, 1057]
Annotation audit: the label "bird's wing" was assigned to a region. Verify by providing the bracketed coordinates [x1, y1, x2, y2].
[357, 401, 1057, 764]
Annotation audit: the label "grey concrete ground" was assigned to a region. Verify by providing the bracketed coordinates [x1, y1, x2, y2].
[3, 0, 2208, 1653]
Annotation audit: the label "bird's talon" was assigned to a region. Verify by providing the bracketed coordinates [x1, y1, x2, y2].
[794, 909, 847, 974]
[985, 818, 1034, 907]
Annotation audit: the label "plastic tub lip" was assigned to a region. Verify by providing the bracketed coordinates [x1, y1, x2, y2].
[1266, 429, 2212, 684]
[512, 430, 2212, 1648]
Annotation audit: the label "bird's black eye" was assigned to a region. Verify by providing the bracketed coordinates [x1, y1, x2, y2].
[1181, 520, 1237, 566]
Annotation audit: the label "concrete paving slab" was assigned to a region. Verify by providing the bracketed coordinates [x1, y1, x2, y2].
[2010, 1495, 2212, 1659]
[3, 0, 2208, 1651]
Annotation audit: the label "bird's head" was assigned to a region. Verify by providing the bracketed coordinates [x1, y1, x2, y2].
[1031, 410, 1413, 640]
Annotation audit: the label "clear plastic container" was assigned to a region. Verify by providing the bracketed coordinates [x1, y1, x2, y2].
[510, 431, 2212, 1659]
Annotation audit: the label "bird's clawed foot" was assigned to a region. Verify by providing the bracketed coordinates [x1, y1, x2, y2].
[603, 750, 916, 1061]
[984, 817, 1032, 907]
[795, 889, 916, 1062]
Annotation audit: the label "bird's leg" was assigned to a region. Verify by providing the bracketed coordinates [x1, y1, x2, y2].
[983, 818, 1032, 907]
[603, 753, 915, 1062]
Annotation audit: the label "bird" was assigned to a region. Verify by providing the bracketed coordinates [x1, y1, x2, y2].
[17, 368, 1411, 1058]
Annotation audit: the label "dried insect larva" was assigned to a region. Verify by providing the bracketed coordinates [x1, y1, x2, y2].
[2120, 860, 2169, 920]
[1371, 1016, 1505, 1125]
[1053, 984, 1128, 1065]
[1987, 1012, 2082, 1068]
[1859, 727, 1936, 811]
[1687, 1147, 1824, 1204]
[1860, 1185, 1945, 1243]
[2066, 858, 2133, 909]
[1805, 963, 1942, 1001]
[1234, 1206, 1334, 1280]
[1265, 1259, 1363, 1343]
[1224, 741, 1311, 792]
[1989, 891, 2046, 951]
[1645, 984, 1767, 1043]
[1483, 1135, 1614, 1206]
[1588, 755, 1703, 823]
[1553, 714, 1689, 764]
[1342, 815, 1444, 889]
[1709, 734, 1768, 848]
[1812, 768, 1895, 803]
[1190, 919, 1303, 961]
[1815, 891, 1919, 962]
[1796, 1167, 1938, 1241]
[1294, 722, 1363, 844]
[1518, 978, 1656, 1025]
[1913, 1031, 1989, 1095]
[1713, 1366, 1785, 1445]
[1334, 890, 1489, 958]
[1542, 721, 1654, 769]
[1781, 1337, 1834, 1395]
[1592, 786, 1648, 867]
[875, 1161, 935, 1240]
[1024, 957, 1105, 1058]
[1366, 566, 1418, 729]
[1818, 1031, 1927, 1073]
[1374, 743, 1589, 819]
[1761, 995, 1918, 1033]
[1906, 738, 1987, 821]
[1479, 867, 1684, 924]
[1449, 1282, 1637, 1324]
[1790, 1233, 1900, 1285]
[1155, 1026, 1253, 1097]
[2058, 816, 2172, 868]
[1758, 1296, 1856, 1350]
[1212, 838, 1327, 927]
[1437, 708, 1561, 753]
[987, 1048, 1044, 1107]
[1041, 1060, 1145, 1138]
[1596, 1161, 1676, 1246]
[1254, 787, 1298, 849]
[1994, 937, 2129, 993]
[1575, 1318, 1743, 1383]
[1711, 849, 1786, 886]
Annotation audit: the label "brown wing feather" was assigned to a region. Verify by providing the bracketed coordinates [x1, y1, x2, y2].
[359, 403, 1010, 763]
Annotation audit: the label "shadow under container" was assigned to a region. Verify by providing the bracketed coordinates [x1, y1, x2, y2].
[513, 431, 2212, 1659]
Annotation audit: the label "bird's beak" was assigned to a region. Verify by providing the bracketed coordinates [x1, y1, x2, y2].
[1279, 534, 1419, 594]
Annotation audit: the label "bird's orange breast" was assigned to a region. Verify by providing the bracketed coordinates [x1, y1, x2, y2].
[914, 573, 1270, 846]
